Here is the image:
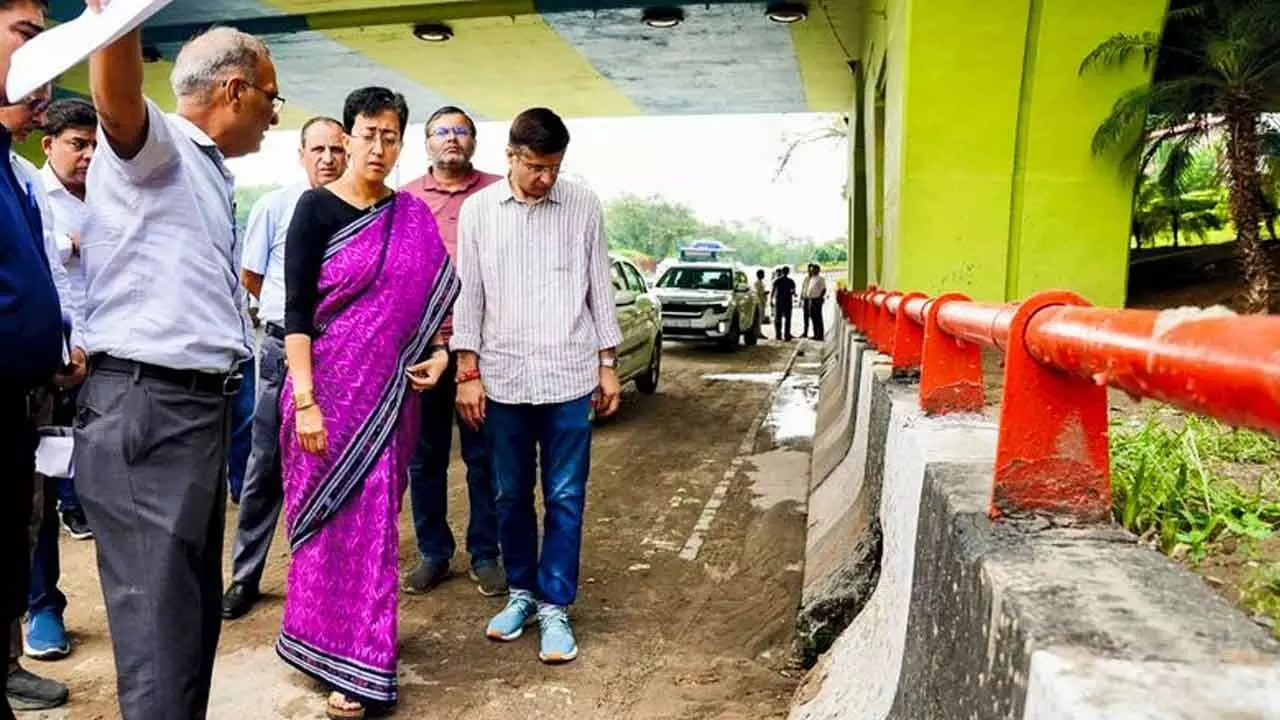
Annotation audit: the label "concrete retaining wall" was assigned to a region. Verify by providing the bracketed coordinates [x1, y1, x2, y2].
[793, 325, 1280, 719]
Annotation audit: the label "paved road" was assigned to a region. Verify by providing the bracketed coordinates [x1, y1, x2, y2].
[28, 339, 815, 719]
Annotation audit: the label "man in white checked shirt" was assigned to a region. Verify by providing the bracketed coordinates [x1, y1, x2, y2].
[452, 107, 622, 665]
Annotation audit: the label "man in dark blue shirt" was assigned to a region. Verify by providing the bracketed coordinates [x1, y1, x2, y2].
[0, 1, 64, 717]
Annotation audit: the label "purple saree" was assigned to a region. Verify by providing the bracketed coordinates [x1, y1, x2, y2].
[276, 191, 458, 705]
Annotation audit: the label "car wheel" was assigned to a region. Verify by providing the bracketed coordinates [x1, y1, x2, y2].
[636, 337, 661, 394]
[720, 314, 740, 351]
[744, 309, 760, 346]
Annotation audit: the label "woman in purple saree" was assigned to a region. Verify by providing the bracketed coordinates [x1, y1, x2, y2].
[278, 88, 456, 719]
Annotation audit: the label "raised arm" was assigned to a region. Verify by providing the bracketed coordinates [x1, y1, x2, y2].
[89, 27, 147, 160]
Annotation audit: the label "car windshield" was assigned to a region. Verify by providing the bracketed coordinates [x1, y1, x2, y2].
[657, 267, 733, 291]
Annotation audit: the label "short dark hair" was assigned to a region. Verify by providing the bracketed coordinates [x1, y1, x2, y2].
[42, 98, 96, 137]
[342, 87, 409, 135]
[508, 107, 569, 155]
[756, 269, 765, 279]
[0, 1, 49, 10]
[299, 115, 341, 146]
[426, 105, 476, 135]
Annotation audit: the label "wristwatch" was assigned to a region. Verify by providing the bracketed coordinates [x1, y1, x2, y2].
[600, 356, 617, 369]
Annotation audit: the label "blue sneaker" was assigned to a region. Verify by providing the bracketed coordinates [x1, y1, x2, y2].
[486, 589, 537, 642]
[537, 604, 578, 664]
[23, 610, 70, 660]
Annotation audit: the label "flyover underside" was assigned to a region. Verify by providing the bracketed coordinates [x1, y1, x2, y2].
[45, 0, 858, 121]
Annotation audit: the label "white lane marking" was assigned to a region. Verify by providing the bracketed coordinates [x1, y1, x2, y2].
[677, 344, 802, 562]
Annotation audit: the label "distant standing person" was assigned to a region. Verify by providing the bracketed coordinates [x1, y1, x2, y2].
[804, 263, 827, 341]
[401, 105, 505, 597]
[753, 269, 769, 339]
[453, 107, 623, 664]
[221, 115, 347, 621]
[800, 264, 813, 337]
[772, 266, 796, 341]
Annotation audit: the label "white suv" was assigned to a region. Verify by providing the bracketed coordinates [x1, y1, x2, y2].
[652, 262, 762, 350]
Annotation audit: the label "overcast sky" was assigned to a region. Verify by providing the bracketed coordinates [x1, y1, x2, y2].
[226, 113, 850, 242]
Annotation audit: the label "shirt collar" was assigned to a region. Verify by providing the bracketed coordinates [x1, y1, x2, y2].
[500, 176, 564, 206]
[170, 113, 218, 149]
[421, 167, 484, 194]
[39, 163, 75, 199]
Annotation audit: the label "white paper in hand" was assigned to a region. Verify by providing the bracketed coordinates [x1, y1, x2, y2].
[6, 0, 173, 102]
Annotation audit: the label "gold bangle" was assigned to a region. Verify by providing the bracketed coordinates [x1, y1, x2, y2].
[294, 390, 315, 409]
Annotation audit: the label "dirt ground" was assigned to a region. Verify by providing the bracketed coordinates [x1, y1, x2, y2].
[22, 340, 814, 720]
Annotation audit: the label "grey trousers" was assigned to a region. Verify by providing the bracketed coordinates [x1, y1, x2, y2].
[229, 333, 284, 590]
[74, 365, 229, 720]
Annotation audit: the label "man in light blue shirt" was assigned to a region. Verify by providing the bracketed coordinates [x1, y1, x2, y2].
[222, 115, 346, 621]
[74, 21, 281, 719]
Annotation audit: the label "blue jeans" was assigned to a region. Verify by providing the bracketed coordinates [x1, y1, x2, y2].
[29, 476, 67, 617]
[484, 394, 592, 606]
[408, 356, 500, 567]
[227, 355, 257, 502]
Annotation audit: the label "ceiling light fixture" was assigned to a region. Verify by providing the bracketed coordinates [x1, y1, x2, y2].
[642, 7, 685, 28]
[765, 1, 808, 23]
[412, 22, 454, 42]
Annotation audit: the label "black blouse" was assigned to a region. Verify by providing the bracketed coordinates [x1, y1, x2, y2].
[283, 187, 394, 336]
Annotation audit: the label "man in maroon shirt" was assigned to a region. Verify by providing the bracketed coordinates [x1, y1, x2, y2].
[401, 106, 505, 595]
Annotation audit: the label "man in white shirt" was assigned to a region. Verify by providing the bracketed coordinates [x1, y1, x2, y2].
[222, 115, 346, 621]
[76, 20, 281, 718]
[39, 98, 95, 541]
[803, 263, 828, 341]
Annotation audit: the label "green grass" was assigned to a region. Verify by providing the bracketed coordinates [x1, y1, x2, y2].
[1110, 414, 1280, 560]
[1110, 413, 1280, 637]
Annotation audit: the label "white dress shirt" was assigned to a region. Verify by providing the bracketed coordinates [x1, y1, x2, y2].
[40, 164, 89, 319]
[81, 98, 250, 373]
[241, 183, 305, 327]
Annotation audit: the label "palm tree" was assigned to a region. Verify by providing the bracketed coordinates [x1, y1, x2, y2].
[1081, 0, 1280, 311]
[1131, 140, 1225, 248]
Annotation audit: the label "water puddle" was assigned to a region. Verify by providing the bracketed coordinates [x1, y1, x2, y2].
[702, 371, 785, 384]
[764, 373, 819, 445]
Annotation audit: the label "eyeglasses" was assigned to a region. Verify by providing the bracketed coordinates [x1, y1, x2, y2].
[354, 132, 402, 148]
[518, 154, 561, 177]
[430, 126, 472, 139]
[237, 80, 286, 114]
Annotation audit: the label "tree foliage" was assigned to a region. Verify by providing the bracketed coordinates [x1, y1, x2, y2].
[603, 193, 847, 269]
[1082, 0, 1280, 311]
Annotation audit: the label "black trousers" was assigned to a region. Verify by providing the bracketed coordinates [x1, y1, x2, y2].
[774, 301, 793, 340]
[808, 298, 826, 341]
[0, 388, 38, 720]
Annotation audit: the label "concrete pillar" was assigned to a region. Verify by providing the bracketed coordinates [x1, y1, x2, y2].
[856, 0, 1168, 306]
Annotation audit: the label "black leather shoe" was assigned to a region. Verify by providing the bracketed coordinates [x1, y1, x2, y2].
[221, 582, 260, 620]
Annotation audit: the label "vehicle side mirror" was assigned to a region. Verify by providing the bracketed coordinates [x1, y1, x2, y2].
[735, 282, 749, 293]
[615, 290, 638, 306]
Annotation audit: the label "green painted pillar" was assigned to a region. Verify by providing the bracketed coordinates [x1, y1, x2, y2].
[848, 63, 869, 290]
[1004, 0, 1168, 306]
[864, 0, 1167, 306]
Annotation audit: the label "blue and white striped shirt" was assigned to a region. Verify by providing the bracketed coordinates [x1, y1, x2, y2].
[452, 178, 623, 405]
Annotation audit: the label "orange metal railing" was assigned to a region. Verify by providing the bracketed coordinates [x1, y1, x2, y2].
[834, 286, 1280, 522]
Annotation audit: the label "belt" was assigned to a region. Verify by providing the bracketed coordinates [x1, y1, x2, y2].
[265, 322, 286, 341]
[91, 355, 244, 396]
